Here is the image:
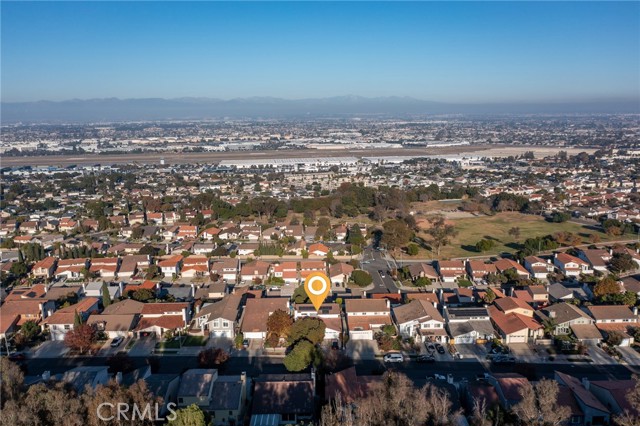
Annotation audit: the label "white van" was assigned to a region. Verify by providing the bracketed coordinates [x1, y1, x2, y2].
[383, 353, 404, 363]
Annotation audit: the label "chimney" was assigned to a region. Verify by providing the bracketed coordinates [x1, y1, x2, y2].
[119, 282, 124, 296]
[39, 303, 47, 319]
[42, 371, 51, 381]
[182, 308, 188, 324]
[549, 311, 556, 319]
[633, 307, 638, 316]
[386, 299, 390, 309]
[116, 372, 123, 384]
[191, 283, 195, 298]
[310, 368, 316, 396]
[581, 377, 590, 390]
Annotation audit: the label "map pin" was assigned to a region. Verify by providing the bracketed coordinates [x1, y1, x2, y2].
[304, 272, 331, 311]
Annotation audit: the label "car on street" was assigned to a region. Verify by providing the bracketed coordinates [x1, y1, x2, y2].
[242, 339, 250, 349]
[331, 340, 340, 350]
[383, 353, 404, 363]
[435, 343, 445, 354]
[416, 355, 436, 363]
[492, 355, 516, 364]
[378, 270, 386, 278]
[110, 336, 124, 347]
[425, 342, 436, 352]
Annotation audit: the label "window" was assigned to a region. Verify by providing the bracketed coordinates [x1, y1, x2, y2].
[64, 324, 71, 330]
[213, 320, 220, 328]
[223, 321, 229, 328]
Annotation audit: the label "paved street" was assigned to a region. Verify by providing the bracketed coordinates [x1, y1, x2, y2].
[361, 247, 399, 293]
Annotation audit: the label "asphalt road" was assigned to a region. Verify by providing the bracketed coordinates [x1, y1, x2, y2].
[361, 247, 398, 293]
[19, 355, 637, 385]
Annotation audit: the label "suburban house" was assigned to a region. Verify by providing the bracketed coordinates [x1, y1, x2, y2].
[209, 374, 249, 426]
[587, 305, 639, 346]
[494, 258, 531, 279]
[488, 305, 543, 344]
[444, 306, 495, 344]
[393, 299, 447, 342]
[181, 255, 210, 278]
[554, 253, 593, 277]
[523, 256, 554, 279]
[578, 249, 612, 273]
[147, 212, 164, 225]
[324, 366, 382, 404]
[177, 225, 198, 239]
[272, 261, 299, 284]
[494, 296, 535, 317]
[135, 302, 191, 337]
[158, 255, 183, 277]
[240, 260, 271, 284]
[407, 263, 440, 283]
[118, 254, 151, 279]
[89, 257, 120, 279]
[436, 260, 466, 283]
[210, 258, 240, 283]
[466, 260, 498, 281]
[250, 373, 315, 426]
[534, 303, 595, 336]
[308, 243, 330, 257]
[201, 227, 220, 240]
[328, 263, 354, 290]
[177, 369, 218, 408]
[293, 303, 342, 341]
[486, 373, 530, 408]
[54, 258, 89, 279]
[194, 294, 242, 338]
[241, 298, 290, 339]
[555, 372, 611, 426]
[31, 256, 57, 279]
[41, 297, 101, 341]
[589, 379, 639, 418]
[299, 260, 327, 279]
[87, 313, 138, 338]
[345, 299, 392, 340]
[193, 243, 216, 256]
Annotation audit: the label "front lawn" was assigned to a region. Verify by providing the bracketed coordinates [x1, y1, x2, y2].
[182, 335, 208, 346]
[155, 339, 181, 350]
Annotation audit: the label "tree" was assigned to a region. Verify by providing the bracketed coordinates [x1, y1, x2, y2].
[0, 357, 24, 403]
[292, 285, 310, 304]
[288, 317, 326, 346]
[74, 310, 83, 327]
[351, 270, 373, 287]
[65, 324, 96, 354]
[512, 378, 571, 426]
[406, 243, 419, 256]
[550, 212, 570, 223]
[284, 340, 316, 372]
[266, 309, 293, 340]
[508, 226, 521, 241]
[414, 276, 430, 287]
[132, 288, 155, 302]
[594, 276, 620, 298]
[482, 287, 496, 304]
[168, 404, 206, 426]
[346, 224, 365, 246]
[197, 348, 230, 368]
[83, 379, 158, 426]
[381, 219, 413, 251]
[101, 281, 111, 307]
[20, 320, 39, 341]
[9, 262, 28, 277]
[426, 215, 457, 256]
[610, 252, 636, 274]
[542, 318, 557, 337]
[475, 239, 496, 253]
[615, 374, 640, 426]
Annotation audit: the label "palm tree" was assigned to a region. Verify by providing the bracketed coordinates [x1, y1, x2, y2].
[543, 318, 557, 337]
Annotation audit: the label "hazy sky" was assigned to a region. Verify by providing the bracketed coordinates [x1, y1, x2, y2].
[2, 1, 639, 103]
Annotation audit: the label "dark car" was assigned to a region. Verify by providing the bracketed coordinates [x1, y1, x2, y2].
[416, 355, 436, 363]
[242, 339, 249, 349]
[331, 340, 340, 350]
[492, 356, 516, 364]
[435, 343, 445, 354]
[8, 352, 26, 362]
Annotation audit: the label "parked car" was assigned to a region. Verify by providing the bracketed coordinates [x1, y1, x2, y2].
[331, 340, 340, 350]
[379, 270, 386, 278]
[425, 343, 436, 352]
[242, 339, 249, 349]
[492, 356, 516, 364]
[435, 343, 445, 354]
[383, 353, 404, 363]
[416, 355, 436, 363]
[110, 336, 124, 347]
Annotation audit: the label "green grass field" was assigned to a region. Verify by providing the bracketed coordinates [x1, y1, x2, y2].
[416, 212, 614, 259]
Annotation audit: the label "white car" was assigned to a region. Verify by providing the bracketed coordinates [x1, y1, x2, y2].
[383, 353, 404, 363]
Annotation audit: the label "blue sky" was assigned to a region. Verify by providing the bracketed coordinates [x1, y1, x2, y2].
[1, 1, 639, 103]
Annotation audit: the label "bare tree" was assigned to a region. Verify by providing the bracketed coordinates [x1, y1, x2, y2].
[615, 374, 640, 426]
[512, 381, 538, 425]
[470, 398, 492, 426]
[535, 378, 570, 426]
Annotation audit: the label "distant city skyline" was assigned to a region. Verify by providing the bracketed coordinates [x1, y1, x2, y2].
[1, 1, 639, 104]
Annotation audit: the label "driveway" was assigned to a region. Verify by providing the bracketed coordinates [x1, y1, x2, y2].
[98, 337, 132, 356]
[587, 345, 617, 365]
[619, 346, 640, 366]
[128, 336, 156, 356]
[456, 344, 489, 362]
[29, 341, 69, 358]
[346, 340, 379, 360]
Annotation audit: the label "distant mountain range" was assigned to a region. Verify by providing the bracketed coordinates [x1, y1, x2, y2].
[2, 96, 638, 123]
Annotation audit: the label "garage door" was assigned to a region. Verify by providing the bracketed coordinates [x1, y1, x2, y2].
[244, 332, 264, 339]
[349, 330, 373, 340]
[210, 331, 229, 338]
[508, 335, 527, 343]
[455, 335, 475, 344]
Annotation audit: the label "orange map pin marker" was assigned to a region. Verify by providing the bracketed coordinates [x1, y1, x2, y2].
[304, 272, 331, 310]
